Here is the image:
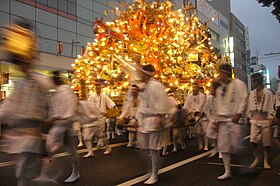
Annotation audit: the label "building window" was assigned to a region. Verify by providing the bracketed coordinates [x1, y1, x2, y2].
[220, 19, 228, 30]
[237, 50, 245, 59]
[235, 23, 244, 35]
[236, 37, 245, 47]
[36, 0, 47, 5]
[58, 0, 67, 13]
[48, 0, 57, 9]
[68, 2, 77, 15]
[209, 29, 219, 42]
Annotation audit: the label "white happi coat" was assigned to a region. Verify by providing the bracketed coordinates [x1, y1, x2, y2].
[49, 84, 77, 121]
[136, 78, 170, 133]
[215, 79, 248, 118]
[183, 92, 206, 113]
[167, 96, 179, 114]
[88, 93, 116, 114]
[120, 96, 139, 131]
[215, 78, 248, 153]
[120, 97, 139, 119]
[0, 71, 54, 154]
[77, 100, 105, 127]
[204, 94, 217, 139]
[247, 87, 275, 121]
[46, 84, 78, 151]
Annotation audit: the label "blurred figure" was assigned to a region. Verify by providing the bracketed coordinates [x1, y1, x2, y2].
[183, 83, 206, 150]
[118, 84, 140, 147]
[170, 104, 187, 153]
[136, 64, 170, 185]
[215, 63, 248, 180]
[0, 20, 54, 186]
[77, 99, 105, 158]
[162, 92, 179, 156]
[44, 71, 79, 183]
[204, 81, 221, 157]
[73, 120, 84, 147]
[247, 73, 275, 170]
[88, 83, 115, 154]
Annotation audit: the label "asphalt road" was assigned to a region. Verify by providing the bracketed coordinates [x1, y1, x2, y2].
[1, 132, 280, 186]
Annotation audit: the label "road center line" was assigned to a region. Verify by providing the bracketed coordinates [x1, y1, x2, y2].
[117, 150, 212, 186]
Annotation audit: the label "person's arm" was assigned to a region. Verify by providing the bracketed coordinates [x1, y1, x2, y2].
[233, 81, 248, 123]
[198, 93, 206, 113]
[105, 95, 116, 109]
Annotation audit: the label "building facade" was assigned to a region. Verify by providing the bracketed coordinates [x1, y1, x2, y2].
[0, 0, 120, 98]
[207, 0, 248, 84]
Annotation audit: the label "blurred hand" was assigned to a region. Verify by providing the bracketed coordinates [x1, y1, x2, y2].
[232, 113, 241, 123]
[45, 117, 57, 124]
[117, 117, 125, 124]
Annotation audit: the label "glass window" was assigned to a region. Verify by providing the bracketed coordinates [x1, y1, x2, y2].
[48, 0, 57, 9]
[36, 9, 57, 27]
[93, 13, 106, 22]
[95, 0, 107, 5]
[58, 16, 76, 32]
[11, 1, 35, 21]
[69, 0, 77, 4]
[37, 37, 57, 54]
[77, 34, 92, 50]
[36, 23, 57, 40]
[11, 15, 35, 31]
[58, 29, 76, 43]
[77, 6, 92, 21]
[93, 2, 106, 16]
[77, 22, 93, 38]
[59, 42, 72, 57]
[68, 2, 77, 15]
[36, 0, 47, 5]
[77, 0, 92, 8]
[0, 12, 9, 27]
[0, 0, 9, 13]
[77, 17, 92, 27]
[58, 0, 68, 12]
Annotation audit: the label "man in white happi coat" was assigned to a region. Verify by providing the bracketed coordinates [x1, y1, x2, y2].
[45, 71, 79, 183]
[162, 92, 179, 155]
[136, 64, 170, 185]
[204, 81, 221, 157]
[77, 99, 107, 158]
[183, 83, 206, 150]
[215, 63, 248, 180]
[247, 73, 275, 170]
[118, 84, 140, 147]
[0, 20, 55, 186]
[87, 83, 116, 155]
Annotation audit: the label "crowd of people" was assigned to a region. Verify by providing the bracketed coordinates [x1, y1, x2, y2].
[0, 20, 280, 186]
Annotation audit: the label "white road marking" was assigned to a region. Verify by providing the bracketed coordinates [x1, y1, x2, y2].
[206, 162, 263, 169]
[117, 150, 212, 186]
[0, 142, 128, 168]
[207, 162, 248, 168]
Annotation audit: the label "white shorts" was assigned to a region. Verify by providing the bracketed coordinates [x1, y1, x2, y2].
[250, 120, 272, 146]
